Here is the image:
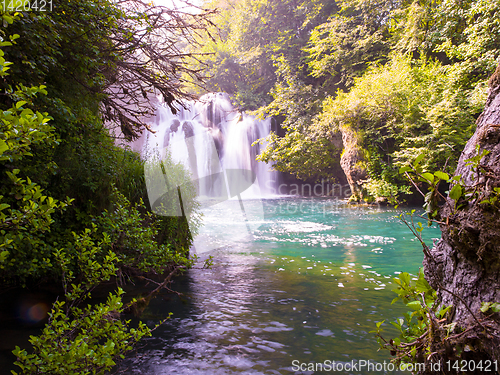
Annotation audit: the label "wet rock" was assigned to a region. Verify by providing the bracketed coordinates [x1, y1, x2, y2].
[170, 119, 181, 133]
[182, 121, 194, 138]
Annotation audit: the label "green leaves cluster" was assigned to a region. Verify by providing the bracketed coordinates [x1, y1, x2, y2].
[12, 292, 150, 375]
[373, 269, 453, 364]
[399, 144, 498, 228]
[383, 141, 500, 368]
[0, 36, 74, 281]
[316, 55, 477, 201]
[96, 187, 194, 274]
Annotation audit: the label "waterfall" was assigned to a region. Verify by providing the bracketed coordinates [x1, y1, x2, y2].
[144, 92, 277, 200]
[143, 92, 277, 253]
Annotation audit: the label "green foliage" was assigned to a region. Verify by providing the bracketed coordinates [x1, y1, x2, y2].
[185, 0, 500, 201]
[372, 268, 455, 365]
[12, 291, 151, 375]
[398, 153, 450, 222]
[0, 11, 201, 374]
[432, 0, 500, 87]
[203, 255, 215, 269]
[0, 44, 73, 282]
[399, 144, 497, 225]
[363, 178, 411, 205]
[480, 302, 500, 314]
[198, 0, 496, 200]
[314, 55, 476, 201]
[377, 144, 500, 366]
[186, 0, 335, 110]
[256, 128, 342, 181]
[0, 5, 198, 284]
[306, 0, 392, 90]
[12, 231, 151, 375]
[0, 52, 154, 372]
[96, 187, 195, 274]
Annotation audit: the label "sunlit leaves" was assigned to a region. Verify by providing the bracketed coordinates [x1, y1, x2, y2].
[480, 302, 500, 314]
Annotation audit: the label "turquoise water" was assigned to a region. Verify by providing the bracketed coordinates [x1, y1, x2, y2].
[119, 198, 441, 374]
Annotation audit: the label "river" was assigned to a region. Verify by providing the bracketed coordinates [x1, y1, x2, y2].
[118, 197, 441, 374]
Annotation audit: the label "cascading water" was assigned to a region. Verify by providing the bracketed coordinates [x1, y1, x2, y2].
[143, 92, 277, 253]
[144, 92, 277, 198]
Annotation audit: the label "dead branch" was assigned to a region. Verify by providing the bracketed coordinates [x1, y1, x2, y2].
[98, 0, 218, 140]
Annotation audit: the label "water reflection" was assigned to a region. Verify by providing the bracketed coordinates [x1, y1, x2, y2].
[119, 198, 440, 374]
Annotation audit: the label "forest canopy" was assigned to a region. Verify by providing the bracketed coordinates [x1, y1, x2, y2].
[189, 0, 500, 202]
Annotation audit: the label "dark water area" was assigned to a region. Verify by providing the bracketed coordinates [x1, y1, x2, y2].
[117, 198, 441, 374]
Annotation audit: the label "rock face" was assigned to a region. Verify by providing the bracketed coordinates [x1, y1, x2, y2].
[339, 124, 367, 200]
[423, 64, 500, 361]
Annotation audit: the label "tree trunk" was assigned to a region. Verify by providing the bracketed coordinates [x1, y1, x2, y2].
[423, 64, 500, 362]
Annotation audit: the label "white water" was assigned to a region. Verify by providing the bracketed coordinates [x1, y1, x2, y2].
[144, 92, 277, 199]
[143, 93, 278, 253]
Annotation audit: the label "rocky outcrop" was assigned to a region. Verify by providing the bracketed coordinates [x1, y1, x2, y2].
[423, 64, 500, 362]
[338, 124, 367, 200]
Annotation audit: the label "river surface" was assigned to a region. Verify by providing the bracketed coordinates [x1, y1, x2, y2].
[119, 197, 441, 374]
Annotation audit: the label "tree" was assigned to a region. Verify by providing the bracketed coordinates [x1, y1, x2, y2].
[306, 0, 395, 92]
[1, 6, 202, 372]
[374, 63, 500, 373]
[316, 55, 480, 201]
[2, 0, 216, 140]
[252, 0, 499, 199]
[186, 0, 335, 110]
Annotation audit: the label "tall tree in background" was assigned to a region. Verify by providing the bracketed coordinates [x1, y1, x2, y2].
[188, 0, 335, 110]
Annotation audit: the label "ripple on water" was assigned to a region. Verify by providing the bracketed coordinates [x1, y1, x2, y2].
[119, 200, 440, 374]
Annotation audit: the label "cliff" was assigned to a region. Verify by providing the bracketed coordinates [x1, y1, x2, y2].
[339, 124, 367, 201]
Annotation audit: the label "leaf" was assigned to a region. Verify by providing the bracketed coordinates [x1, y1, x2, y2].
[434, 171, 449, 181]
[391, 321, 403, 331]
[16, 100, 27, 109]
[444, 322, 457, 335]
[438, 305, 452, 318]
[406, 301, 422, 310]
[413, 154, 425, 166]
[0, 139, 8, 155]
[480, 302, 499, 313]
[410, 346, 417, 358]
[416, 275, 431, 293]
[449, 184, 463, 201]
[399, 166, 412, 174]
[480, 302, 492, 313]
[416, 221, 423, 232]
[0, 250, 9, 262]
[399, 272, 410, 286]
[421, 172, 434, 183]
